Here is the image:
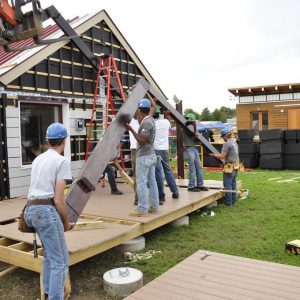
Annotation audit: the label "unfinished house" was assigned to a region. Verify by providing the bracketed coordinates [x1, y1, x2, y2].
[229, 83, 300, 131]
[0, 10, 165, 200]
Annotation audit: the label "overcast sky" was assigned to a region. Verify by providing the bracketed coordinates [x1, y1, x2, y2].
[41, 0, 300, 112]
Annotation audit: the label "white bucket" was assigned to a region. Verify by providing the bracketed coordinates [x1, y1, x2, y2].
[103, 267, 143, 297]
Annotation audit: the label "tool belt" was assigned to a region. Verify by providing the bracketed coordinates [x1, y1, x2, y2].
[26, 198, 55, 206]
[223, 162, 243, 173]
[18, 199, 55, 233]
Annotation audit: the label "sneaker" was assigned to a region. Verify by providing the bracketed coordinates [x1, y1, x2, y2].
[159, 197, 165, 205]
[148, 207, 160, 214]
[111, 189, 123, 195]
[129, 209, 148, 217]
[134, 199, 138, 206]
[196, 186, 209, 191]
[172, 192, 179, 199]
[187, 187, 199, 192]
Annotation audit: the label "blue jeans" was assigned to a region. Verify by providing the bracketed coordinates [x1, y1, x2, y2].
[24, 205, 69, 300]
[155, 150, 179, 198]
[136, 154, 159, 212]
[184, 147, 204, 188]
[223, 169, 238, 206]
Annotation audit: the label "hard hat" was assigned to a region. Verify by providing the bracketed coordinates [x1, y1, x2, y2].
[154, 106, 161, 114]
[138, 98, 151, 108]
[220, 128, 230, 137]
[46, 123, 68, 139]
[185, 113, 196, 121]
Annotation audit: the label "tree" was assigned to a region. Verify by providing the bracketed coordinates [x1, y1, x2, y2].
[199, 107, 211, 121]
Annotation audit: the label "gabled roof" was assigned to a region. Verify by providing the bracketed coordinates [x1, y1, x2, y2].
[228, 83, 300, 96]
[0, 9, 165, 97]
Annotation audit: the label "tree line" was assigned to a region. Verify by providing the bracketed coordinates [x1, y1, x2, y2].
[183, 106, 235, 123]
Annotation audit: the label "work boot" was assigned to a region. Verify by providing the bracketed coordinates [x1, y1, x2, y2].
[159, 197, 165, 205]
[172, 192, 179, 199]
[148, 207, 160, 214]
[134, 199, 138, 205]
[188, 187, 200, 192]
[196, 185, 209, 191]
[129, 209, 148, 217]
[111, 189, 123, 195]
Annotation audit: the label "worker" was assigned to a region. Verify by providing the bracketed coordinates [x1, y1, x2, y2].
[153, 106, 179, 204]
[129, 112, 140, 205]
[102, 142, 125, 195]
[209, 128, 239, 206]
[125, 98, 159, 216]
[24, 123, 72, 300]
[182, 113, 208, 192]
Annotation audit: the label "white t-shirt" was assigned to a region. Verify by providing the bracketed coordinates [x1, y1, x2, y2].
[154, 119, 171, 150]
[27, 149, 72, 200]
[129, 118, 139, 150]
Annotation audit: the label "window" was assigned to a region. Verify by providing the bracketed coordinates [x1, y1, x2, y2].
[267, 94, 279, 101]
[280, 93, 293, 101]
[20, 103, 62, 165]
[254, 95, 266, 102]
[251, 111, 268, 131]
[239, 96, 254, 103]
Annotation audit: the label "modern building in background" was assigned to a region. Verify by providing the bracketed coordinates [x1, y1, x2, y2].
[229, 83, 300, 131]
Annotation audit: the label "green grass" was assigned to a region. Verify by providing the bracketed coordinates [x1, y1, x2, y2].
[1, 169, 300, 299]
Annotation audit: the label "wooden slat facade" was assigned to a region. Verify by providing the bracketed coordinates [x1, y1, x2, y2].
[125, 250, 300, 300]
[236, 100, 300, 130]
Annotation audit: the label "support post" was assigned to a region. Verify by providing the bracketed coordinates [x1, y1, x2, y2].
[176, 101, 184, 179]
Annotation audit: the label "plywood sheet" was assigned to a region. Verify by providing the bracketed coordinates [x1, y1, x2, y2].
[175, 179, 224, 189]
[0, 198, 27, 223]
[125, 250, 300, 300]
[82, 183, 222, 224]
[0, 221, 137, 253]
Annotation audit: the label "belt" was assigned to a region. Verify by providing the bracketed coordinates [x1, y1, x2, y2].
[26, 198, 55, 207]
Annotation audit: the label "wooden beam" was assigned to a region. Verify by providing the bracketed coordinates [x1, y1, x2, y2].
[176, 100, 184, 179]
[72, 220, 104, 231]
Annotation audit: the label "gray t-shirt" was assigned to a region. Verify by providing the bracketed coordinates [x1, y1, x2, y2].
[137, 116, 156, 157]
[27, 149, 72, 200]
[222, 140, 239, 163]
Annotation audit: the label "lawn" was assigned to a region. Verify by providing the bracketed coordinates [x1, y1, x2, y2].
[0, 169, 300, 299]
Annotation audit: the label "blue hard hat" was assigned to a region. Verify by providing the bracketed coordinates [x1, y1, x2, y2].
[138, 98, 151, 108]
[46, 123, 68, 139]
[220, 128, 230, 137]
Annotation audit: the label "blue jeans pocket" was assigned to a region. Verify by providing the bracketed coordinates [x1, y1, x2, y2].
[32, 207, 51, 230]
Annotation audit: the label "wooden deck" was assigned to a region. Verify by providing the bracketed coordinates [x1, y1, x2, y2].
[0, 181, 223, 273]
[125, 250, 300, 300]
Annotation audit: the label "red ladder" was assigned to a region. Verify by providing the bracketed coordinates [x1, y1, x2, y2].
[85, 55, 126, 166]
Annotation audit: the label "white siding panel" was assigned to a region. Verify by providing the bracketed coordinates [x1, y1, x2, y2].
[9, 176, 31, 188]
[6, 127, 20, 138]
[69, 110, 92, 119]
[6, 107, 19, 118]
[7, 137, 20, 148]
[9, 167, 31, 178]
[8, 157, 21, 168]
[7, 147, 21, 158]
[10, 186, 29, 198]
[6, 117, 19, 128]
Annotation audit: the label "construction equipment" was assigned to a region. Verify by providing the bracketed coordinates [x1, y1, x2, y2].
[0, 0, 77, 52]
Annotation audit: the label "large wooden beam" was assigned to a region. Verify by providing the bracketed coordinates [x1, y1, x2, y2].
[65, 78, 150, 223]
[176, 100, 184, 179]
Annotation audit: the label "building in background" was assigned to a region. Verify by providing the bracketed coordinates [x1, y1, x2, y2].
[229, 83, 300, 131]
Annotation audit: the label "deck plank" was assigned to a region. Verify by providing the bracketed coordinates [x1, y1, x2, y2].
[124, 250, 300, 300]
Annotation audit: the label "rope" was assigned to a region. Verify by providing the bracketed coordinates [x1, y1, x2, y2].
[124, 250, 161, 264]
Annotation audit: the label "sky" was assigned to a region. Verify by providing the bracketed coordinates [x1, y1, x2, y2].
[39, 0, 300, 112]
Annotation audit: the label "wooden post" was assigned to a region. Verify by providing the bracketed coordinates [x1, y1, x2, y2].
[176, 101, 184, 179]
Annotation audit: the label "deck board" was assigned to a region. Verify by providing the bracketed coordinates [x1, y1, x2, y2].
[125, 250, 300, 300]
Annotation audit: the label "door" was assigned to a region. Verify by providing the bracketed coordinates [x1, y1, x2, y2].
[251, 111, 268, 131]
[0, 94, 9, 200]
[288, 109, 300, 129]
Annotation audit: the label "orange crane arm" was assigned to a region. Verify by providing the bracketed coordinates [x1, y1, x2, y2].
[0, 0, 17, 26]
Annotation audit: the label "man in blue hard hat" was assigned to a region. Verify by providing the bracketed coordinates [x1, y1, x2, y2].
[24, 123, 72, 300]
[182, 113, 208, 192]
[125, 96, 159, 216]
[210, 128, 239, 206]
